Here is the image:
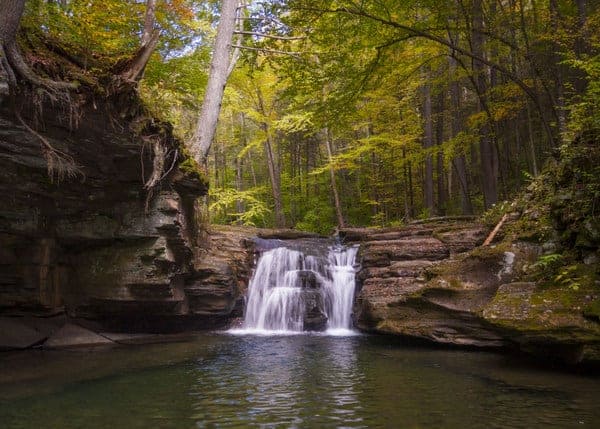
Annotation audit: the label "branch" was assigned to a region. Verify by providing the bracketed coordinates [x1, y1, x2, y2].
[483, 213, 508, 245]
[230, 45, 301, 57]
[234, 31, 306, 40]
[309, 6, 555, 147]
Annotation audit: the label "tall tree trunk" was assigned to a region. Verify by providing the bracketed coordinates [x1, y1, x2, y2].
[141, 0, 157, 46]
[324, 127, 345, 228]
[255, 86, 285, 227]
[119, 0, 160, 82]
[190, 0, 239, 165]
[549, 0, 567, 138]
[422, 75, 435, 215]
[402, 147, 414, 220]
[449, 57, 473, 215]
[263, 130, 285, 227]
[472, 0, 498, 209]
[435, 91, 446, 215]
[235, 112, 246, 217]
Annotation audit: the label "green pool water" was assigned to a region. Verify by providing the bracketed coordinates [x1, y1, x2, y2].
[1, 334, 599, 428]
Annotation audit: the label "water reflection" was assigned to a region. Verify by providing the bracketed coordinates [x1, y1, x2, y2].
[1, 335, 599, 428]
[189, 336, 363, 428]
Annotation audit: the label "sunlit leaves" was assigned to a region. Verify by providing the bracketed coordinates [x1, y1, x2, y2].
[209, 187, 271, 226]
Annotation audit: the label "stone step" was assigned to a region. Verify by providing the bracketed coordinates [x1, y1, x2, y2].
[360, 237, 449, 266]
[358, 260, 434, 281]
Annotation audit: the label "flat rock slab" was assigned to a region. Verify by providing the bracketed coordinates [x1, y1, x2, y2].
[100, 332, 197, 345]
[43, 323, 114, 348]
[0, 318, 48, 350]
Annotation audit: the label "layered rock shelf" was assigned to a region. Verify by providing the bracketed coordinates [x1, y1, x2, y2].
[342, 219, 600, 365]
[0, 89, 254, 347]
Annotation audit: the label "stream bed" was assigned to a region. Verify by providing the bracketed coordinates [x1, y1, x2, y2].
[1, 334, 599, 428]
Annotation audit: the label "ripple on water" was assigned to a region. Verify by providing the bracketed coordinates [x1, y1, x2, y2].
[1, 335, 599, 428]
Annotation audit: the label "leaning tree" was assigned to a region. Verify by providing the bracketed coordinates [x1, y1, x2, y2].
[0, 0, 77, 91]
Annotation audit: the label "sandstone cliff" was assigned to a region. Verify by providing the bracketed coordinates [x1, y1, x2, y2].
[0, 80, 255, 347]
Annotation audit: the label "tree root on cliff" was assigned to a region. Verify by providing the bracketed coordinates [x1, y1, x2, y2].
[1, 42, 83, 182]
[141, 136, 178, 212]
[15, 110, 83, 183]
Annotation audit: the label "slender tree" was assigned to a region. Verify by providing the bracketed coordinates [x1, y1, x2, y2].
[324, 127, 345, 227]
[190, 0, 239, 166]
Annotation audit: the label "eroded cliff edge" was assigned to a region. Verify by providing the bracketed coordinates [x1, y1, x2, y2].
[0, 80, 258, 346]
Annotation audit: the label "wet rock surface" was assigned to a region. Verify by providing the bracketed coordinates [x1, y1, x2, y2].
[301, 290, 328, 331]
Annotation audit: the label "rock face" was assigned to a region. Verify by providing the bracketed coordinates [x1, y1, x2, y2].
[0, 91, 254, 336]
[344, 219, 600, 365]
[302, 289, 328, 332]
[44, 323, 114, 348]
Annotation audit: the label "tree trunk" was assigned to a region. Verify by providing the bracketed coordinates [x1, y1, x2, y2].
[435, 91, 446, 215]
[120, 0, 160, 82]
[422, 75, 435, 215]
[0, 0, 76, 90]
[472, 0, 498, 209]
[120, 31, 160, 82]
[142, 0, 157, 46]
[549, 0, 567, 139]
[264, 130, 285, 228]
[449, 56, 473, 215]
[235, 112, 246, 217]
[325, 127, 345, 228]
[190, 0, 239, 166]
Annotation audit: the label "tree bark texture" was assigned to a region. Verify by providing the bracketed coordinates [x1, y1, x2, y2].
[471, 0, 498, 209]
[0, 0, 75, 90]
[190, 0, 239, 166]
[449, 55, 473, 215]
[422, 76, 435, 215]
[325, 127, 345, 228]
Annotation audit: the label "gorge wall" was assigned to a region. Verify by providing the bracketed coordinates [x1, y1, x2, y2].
[0, 84, 256, 347]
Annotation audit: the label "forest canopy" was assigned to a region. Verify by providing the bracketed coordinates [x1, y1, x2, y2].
[7, 0, 600, 233]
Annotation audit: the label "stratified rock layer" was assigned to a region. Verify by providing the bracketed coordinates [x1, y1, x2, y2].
[0, 91, 254, 335]
[344, 219, 600, 365]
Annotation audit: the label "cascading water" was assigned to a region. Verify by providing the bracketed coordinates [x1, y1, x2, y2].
[233, 240, 358, 335]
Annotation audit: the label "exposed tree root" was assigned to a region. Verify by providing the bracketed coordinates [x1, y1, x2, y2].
[15, 110, 83, 183]
[141, 136, 179, 212]
[3, 39, 78, 92]
[1, 37, 83, 181]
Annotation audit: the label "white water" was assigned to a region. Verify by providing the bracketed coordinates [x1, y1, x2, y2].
[232, 242, 359, 335]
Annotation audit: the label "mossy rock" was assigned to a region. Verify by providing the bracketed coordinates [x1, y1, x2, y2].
[584, 299, 600, 322]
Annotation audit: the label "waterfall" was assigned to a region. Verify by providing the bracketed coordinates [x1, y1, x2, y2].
[233, 241, 358, 335]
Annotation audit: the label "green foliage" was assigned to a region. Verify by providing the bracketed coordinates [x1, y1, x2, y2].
[481, 201, 511, 227]
[209, 187, 271, 226]
[19, 0, 600, 236]
[295, 203, 336, 235]
[530, 253, 565, 284]
[554, 265, 582, 291]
